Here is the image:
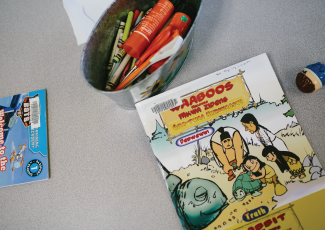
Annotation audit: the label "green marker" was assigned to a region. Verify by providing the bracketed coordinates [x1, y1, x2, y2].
[123, 11, 134, 40]
[117, 11, 133, 48]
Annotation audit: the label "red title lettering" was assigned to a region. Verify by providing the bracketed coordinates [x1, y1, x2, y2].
[0, 109, 5, 145]
[0, 156, 8, 172]
[0, 146, 6, 156]
[170, 82, 233, 112]
[247, 213, 286, 230]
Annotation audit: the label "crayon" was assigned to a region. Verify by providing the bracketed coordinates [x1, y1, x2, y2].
[129, 8, 152, 36]
[107, 61, 113, 75]
[113, 49, 127, 63]
[131, 10, 140, 28]
[108, 44, 121, 78]
[107, 63, 116, 81]
[116, 32, 123, 54]
[117, 11, 133, 48]
[111, 62, 121, 77]
[105, 62, 121, 90]
[106, 54, 132, 91]
[120, 60, 132, 83]
[115, 21, 126, 47]
[117, 34, 124, 49]
[108, 24, 125, 77]
[134, 11, 143, 26]
[130, 58, 137, 69]
[107, 20, 123, 72]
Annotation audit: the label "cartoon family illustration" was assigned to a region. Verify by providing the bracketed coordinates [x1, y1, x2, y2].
[159, 111, 314, 230]
[210, 113, 306, 199]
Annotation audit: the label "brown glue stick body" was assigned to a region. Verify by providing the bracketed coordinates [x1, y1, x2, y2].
[123, 0, 178, 58]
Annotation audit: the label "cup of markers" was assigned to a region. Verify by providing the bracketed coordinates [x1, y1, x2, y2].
[81, 0, 203, 109]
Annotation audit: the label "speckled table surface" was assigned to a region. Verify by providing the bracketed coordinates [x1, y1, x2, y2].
[1, 0, 325, 229]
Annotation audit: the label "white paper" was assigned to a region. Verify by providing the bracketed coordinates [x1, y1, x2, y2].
[62, 0, 114, 45]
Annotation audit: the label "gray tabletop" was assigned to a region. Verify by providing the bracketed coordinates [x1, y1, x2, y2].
[1, 0, 325, 229]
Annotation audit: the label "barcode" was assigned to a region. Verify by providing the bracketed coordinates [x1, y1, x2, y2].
[31, 101, 39, 125]
[151, 99, 178, 114]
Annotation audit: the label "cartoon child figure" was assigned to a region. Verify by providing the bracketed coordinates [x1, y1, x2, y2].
[243, 156, 287, 196]
[262, 146, 306, 179]
[210, 127, 249, 181]
[241, 113, 288, 151]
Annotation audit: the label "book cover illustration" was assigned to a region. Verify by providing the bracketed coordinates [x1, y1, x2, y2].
[135, 54, 325, 230]
[0, 89, 49, 188]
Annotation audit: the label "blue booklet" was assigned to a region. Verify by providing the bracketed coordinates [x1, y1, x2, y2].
[0, 89, 49, 187]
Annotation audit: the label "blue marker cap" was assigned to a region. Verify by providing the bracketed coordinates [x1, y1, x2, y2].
[305, 62, 325, 86]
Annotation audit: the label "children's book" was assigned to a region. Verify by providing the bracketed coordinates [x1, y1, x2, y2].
[135, 54, 325, 230]
[0, 89, 49, 188]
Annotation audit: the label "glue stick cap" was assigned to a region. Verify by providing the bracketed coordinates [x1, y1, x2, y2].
[123, 32, 150, 58]
[178, 3, 196, 21]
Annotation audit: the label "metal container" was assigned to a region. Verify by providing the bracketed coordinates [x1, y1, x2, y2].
[81, 0, 203, 109]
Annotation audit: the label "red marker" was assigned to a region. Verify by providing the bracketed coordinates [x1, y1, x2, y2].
[130, 10, 140, 28]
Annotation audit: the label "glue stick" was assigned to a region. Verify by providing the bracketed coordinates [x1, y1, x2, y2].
[123, 0, 179, 58]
